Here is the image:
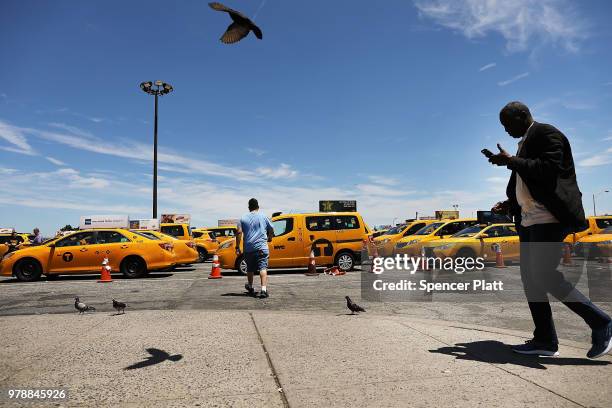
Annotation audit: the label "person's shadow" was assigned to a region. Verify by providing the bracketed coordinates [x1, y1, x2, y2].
[429, 340, 610, 370]
[124, 348, 183, 370]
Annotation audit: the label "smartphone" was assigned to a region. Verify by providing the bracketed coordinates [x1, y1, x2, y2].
[481, 148, 494, 158]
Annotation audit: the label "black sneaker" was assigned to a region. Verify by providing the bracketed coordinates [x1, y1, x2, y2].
[245, 284, 255, 297]
[511, 339, 559, 356]
[587, 321, 612, 359]
[259, 290, 269, 299]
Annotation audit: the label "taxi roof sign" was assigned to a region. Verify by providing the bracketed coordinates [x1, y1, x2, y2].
[0, 228, 15, 234]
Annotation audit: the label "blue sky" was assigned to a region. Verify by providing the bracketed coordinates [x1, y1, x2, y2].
[1, 0, 611, 235]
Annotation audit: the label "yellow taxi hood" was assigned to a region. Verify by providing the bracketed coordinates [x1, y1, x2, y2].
[578, 233, 612, 243]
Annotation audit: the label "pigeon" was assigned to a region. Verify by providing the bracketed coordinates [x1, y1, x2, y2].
[345, 296, 366, 315]
[208, 2, 263, 44]
[74, 297, 95, 314]
[112, 299, 127, 314]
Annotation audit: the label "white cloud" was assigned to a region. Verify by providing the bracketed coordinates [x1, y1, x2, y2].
[478, 62, 496, 72]
[498, 72, 529, 86]
[246, 147, 266, 156]
[255, 163, 298, 179]
[578, 147, 612, 167]
[46, 156, 66, 166]
[0, 120, 36, 155]
[414, 0, 587, 52]
[367, 175, 400, 186]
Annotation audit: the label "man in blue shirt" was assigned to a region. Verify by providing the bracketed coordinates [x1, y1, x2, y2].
[236, 198, 274, 298]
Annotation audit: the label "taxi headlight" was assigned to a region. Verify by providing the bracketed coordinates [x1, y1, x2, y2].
[382, 238, 390, 244]
[395, 242, 408, 249]
[219, 240, 234, 250]
[407, 239, 419, 246]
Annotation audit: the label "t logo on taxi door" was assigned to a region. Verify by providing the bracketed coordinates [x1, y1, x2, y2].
[62, 252, 74, 262]
[311, 239, 333, 257]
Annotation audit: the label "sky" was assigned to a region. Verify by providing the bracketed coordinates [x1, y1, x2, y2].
[1, 0, 611, 235]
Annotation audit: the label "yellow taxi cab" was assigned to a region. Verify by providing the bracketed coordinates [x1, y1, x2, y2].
[0, 228, 176, 282]
[574, 226, 612, 259]
[202, 226, 237, 243]
[191, 229, 220, 261]
[423, 223, 519, 262]
[161, 223, 211, 262]
[217, 212, 369, 273]
[373, 220, 437, 257]
[134, 230, 199, 265]
[564, 215, 612, 244]
[394, 218, 479, 257]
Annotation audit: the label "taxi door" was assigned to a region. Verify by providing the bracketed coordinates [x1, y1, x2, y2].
[303, 215, 337, 266]
[49, 231, 98, 273]
[480, 226, 517, 261]
[268, 217, 300, 268]
[333, 215, 364, 254]
[89, 230, 134, 271]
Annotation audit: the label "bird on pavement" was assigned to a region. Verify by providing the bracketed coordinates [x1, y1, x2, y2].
[112, 299, 127, 314]
[208, 2, 263, 44]
[345, 296, 366, 315]
[74, 297, 95, 314]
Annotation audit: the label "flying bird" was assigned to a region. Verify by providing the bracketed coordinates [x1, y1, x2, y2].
[112, 299, 127, 314]
[74, 297, 95, 314]
[208, 2, 263, 44]
[345, 296, 366, 315]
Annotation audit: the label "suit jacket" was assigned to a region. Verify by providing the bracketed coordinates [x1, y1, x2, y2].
[505, 122, 587, 232]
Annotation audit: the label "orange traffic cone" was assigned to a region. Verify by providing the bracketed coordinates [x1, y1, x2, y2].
[562, 243, 574, 266]
[98, 258, 113, 282]
[494, 244, 506, 268]
[306, 250, 318, 275]
[208, 255, 222, 279]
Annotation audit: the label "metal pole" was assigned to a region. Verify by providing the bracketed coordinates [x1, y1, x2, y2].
[153, 91, 158, 219]
[593, 193, 596, 217]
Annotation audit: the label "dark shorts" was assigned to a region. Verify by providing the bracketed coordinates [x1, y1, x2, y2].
[244, 250, 269, 272]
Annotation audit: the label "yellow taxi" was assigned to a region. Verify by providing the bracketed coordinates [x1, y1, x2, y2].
[134, 230, 199, 265]
[373, 220, 437, 257]
[574, 226, 612, 259]
[394, 218, 478, 257]
[192, 229, 220, 261]
[0, 228, 176, 282]
[217, 212, 369, 273]
[161, 223, 210, 262]
[564, 215, 612, 244]
[423, 223, 519, 262]
[202, 226, 237, 242]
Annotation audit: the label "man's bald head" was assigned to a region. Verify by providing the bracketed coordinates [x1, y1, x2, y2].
[499, 101, 534, 138]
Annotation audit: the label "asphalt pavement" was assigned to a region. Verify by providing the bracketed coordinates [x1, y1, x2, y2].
[0, 263, 611, 407]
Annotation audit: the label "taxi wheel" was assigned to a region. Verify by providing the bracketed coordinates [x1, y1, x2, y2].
[197, 248, 208, 263]
[236, 256, 248, 275]
[335, 251, 355, 272]
[14, 258, 43, 282]
[120, 256, 148, 278]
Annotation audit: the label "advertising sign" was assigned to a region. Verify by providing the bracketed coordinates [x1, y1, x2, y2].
[0, 228, 15, 234]
[129, 219, 160, 231]
[79, 215, 129, 230]
[161, 214, 191, 224]
[319, 200, 357, 213]
[218, 219, 239, 227]
[435, 210, 459, 220]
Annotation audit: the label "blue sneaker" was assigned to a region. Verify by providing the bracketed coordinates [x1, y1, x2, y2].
[512, 339, 559, 356]
[587, 321, 612, 359]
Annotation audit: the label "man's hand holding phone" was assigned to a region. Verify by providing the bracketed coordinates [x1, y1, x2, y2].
[484, 144, 512, 166]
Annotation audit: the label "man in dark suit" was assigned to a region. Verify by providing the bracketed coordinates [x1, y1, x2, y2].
[489, 101, 611, 359]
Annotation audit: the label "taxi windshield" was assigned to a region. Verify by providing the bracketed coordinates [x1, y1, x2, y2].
[452, 225, 483, 238]
[415, 222, 444, 235]
[384, 225, 405, 235]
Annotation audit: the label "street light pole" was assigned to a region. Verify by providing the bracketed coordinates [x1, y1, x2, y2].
[593, 190, 610, 216]
[140, 80, 173, 219]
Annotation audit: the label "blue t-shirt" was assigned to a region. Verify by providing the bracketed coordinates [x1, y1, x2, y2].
[239, 211, 273, 253]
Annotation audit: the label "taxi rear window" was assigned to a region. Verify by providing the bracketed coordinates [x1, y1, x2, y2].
[306, 215, 360, 231]
[595, 218, 612, 229]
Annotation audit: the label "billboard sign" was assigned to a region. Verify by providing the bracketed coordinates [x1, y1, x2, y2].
[0, 228, 15, 234]
[319, 200, 357, 213]
[161, 214, 191, 224]
[129, 219, 160, 231]
[79, 215, 129, 230]
[218, 219, 239, 227]
[435, 210, 459, 220]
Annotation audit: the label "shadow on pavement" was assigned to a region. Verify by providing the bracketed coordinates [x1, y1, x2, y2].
[124, 348, 183, 370]
[220, 292, 251, 297]
[429, 340, 610, 370]
[0, 273, 174, 284]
